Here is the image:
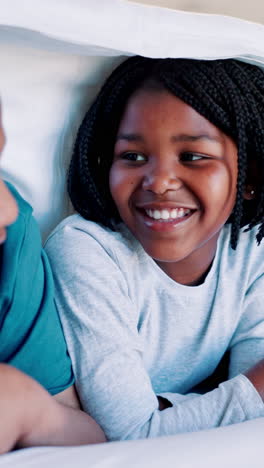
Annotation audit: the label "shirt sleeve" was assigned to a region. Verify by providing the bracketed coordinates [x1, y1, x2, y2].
[0, 212, 74, 395]
[45, 224, 264, 440]
[228, 275, 264, 378]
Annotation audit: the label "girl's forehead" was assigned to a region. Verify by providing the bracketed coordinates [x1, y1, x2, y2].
[119, 88, 225, 141]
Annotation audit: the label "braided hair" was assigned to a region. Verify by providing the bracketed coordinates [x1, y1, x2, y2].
[68, 56, 264, 249]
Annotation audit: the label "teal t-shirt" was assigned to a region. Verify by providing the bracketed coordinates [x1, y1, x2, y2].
[0, 183, 74, 395]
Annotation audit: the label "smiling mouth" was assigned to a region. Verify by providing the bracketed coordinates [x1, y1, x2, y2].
[144, 207, 191, 221]
[136, 206, 196, 231]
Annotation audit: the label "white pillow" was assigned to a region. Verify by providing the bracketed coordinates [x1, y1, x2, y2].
[0, 0, 263, 238]
[0, 40, 123, 238]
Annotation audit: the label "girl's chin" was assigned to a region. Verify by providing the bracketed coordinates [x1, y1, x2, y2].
[143, 247, 191, 265]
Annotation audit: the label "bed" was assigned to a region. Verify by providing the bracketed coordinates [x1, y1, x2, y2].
[0, 1, 264, 466]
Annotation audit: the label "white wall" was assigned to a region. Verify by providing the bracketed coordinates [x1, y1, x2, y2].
[131, 0, 264, 23]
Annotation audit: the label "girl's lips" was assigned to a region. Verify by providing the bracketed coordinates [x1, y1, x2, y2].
[136, 207, 196, 232]
[136, 202, 197, 211]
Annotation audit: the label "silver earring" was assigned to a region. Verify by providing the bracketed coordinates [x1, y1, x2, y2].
[250, 189, 255, 196]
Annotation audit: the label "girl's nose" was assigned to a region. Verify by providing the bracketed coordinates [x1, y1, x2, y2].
[142, 165, 183, 195]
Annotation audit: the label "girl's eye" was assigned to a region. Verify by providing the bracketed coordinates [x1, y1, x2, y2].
[121, 152, 147, 162]
[180, 152, 207, 162]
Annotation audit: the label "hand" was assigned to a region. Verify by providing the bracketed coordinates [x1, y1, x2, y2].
[0, 364, 106, 454]
[19, 399, 106, 448]
[244, 359, 264, 400]
[0, 364, 44, 453]
[157, 396, 172, 411]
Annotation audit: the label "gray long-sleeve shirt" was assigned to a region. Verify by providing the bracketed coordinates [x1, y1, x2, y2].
[45, 216, 264, 440]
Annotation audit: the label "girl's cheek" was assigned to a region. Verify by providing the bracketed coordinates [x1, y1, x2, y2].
[109, 166, 122, 199]
[109, 165, 127, 188]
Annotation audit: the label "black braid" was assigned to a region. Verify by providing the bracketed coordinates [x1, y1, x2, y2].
[68, 57, 264, 249]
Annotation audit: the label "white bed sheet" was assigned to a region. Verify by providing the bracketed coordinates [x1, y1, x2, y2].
[0, 417, 264, 468]
[0, 2, 264, 466]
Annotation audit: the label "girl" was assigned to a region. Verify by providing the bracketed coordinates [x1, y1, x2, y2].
[46, 57, 264, 441]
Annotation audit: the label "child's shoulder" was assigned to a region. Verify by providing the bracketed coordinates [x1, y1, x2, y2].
[5, 182, 40, 247]
[234, 224, 264, 255]
[46, 214, 142, 260]
[47, 214, 126, 244]
[220, 224, 264, 277]
[6, 182, 33, 220]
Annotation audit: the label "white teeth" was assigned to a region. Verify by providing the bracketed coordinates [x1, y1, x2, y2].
[145, 208, 191, 220]
[161, 210, 170, 220]
[178, 208, 184, 218]
[153, 210, 161, 219]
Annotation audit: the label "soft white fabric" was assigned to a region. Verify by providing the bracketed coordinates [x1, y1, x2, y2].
[0, 1, 264, 464]
[0, 42, 123, 238]
[0, 417, 264, 468]
[132, 0, 264, 24]
[1, 0, 263, 60]
[0, 0, 263, 237]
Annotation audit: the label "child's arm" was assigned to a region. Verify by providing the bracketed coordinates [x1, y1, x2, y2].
[53, 384, 81, 409]
[0, 364, 106, 454]
[244, 360, 264, 400]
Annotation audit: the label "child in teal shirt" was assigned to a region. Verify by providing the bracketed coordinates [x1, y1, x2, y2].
[0, 181, 74, 395]
[0, 104, 106, 452]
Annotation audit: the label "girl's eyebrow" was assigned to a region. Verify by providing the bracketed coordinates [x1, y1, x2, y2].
[172, 133, 222, 143]
[116, 132, 222, 143]
[116, 133, 144, 142]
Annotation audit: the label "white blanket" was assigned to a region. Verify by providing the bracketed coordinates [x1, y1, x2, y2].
[0, 1, 264, 466]
[0, 418, 264, 468]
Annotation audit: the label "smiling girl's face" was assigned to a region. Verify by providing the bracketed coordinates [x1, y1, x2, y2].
[109, 88, 238, 284]
[0, 105, 18, 244]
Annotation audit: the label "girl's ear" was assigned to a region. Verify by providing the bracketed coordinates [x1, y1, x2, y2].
[243, 160, 259, 201]
[243, 185, 256, 200]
